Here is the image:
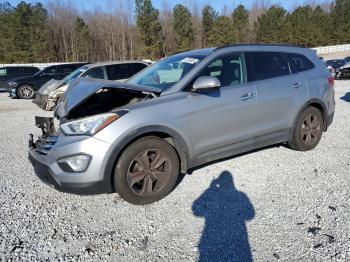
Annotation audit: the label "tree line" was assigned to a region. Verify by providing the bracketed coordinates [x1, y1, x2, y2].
[0, 0, 350, 63]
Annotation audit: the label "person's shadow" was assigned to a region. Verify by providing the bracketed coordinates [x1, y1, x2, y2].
[192, 171, 255, 262]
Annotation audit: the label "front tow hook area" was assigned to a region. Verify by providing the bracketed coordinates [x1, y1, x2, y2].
[29, 134, 35, 148]
[35, 116, 56, 138]
[30, 116, 57, 149]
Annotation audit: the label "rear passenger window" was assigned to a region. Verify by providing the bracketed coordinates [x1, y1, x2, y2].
[249, 52, 290, 81]
[107, 64, 135, 80]
[43, 66, 57, 76]
[26, 67, 39, 74]
[287, 53, 314, 72]
[198, 53, 246, 86]
[58, 65, 75, 74]
[83, 67, 105, 79]
[132, 63, 147, 75]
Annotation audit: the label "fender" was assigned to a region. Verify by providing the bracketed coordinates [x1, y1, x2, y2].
[289, 98, 328, 141]
[102, 125, 191, 192]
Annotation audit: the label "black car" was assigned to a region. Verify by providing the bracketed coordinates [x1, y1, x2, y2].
[0, 66, 40, 91]
[335, 61, 350, 79]
[8, 63, 88, 99]
[325, 59, 346, 71]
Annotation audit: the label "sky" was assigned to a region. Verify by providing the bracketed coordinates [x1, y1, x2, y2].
[5, 0, 308, 13]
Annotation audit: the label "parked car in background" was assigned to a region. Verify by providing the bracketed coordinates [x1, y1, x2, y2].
[34, 61, 148, 111]
[334, 61, 350, 79]
[7, 63, 88, 99]
[0, 66, 40, 91]
[29, 45, 335, 205]
[325, 59, 346, 72]
[344, 56, 350, 63]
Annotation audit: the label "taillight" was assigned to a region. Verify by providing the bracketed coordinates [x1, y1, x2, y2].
[328, 76, 334, 87]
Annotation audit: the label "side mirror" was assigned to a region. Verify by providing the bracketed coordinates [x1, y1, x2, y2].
[192, 76, 221, 91]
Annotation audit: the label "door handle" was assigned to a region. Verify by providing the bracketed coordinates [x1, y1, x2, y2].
[240, 93, 255, 101]
[293, 82, 303, 89]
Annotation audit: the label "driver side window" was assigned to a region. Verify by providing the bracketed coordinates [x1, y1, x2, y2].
[198, 53, 246, 87]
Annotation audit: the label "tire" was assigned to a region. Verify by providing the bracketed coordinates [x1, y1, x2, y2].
[114, 136, 180, 205]
[289, 106, 324, 151]
[17, 85, 35, 99]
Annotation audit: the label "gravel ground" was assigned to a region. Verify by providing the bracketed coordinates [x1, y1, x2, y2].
[0, 81, 350, 262]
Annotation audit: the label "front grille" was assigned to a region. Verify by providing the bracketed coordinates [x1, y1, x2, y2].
[35, 135, 58, 155]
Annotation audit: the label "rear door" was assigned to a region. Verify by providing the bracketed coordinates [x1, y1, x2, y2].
[247, 52, 308, 141]
[188, 52, 258, 161]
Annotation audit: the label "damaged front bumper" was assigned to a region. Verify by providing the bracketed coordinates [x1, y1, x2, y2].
[29, 116, 114, 195]
[33, 93, 57, 111]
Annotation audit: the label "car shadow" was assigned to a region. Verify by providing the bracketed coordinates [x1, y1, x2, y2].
[192, 171, 255, 262]
[340, 92, 350, 102]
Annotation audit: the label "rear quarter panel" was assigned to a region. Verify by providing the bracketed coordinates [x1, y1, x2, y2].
[302, 51, 335, 117]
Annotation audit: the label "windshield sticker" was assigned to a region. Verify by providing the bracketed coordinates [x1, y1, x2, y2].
[180, 57, 199, 64]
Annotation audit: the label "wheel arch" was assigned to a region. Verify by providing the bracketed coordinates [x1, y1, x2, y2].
[103, 125, 191, 192]
[290, 98, 328, 141]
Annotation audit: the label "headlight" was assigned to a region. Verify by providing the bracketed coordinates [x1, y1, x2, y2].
[7, 81, 18, 87]
[50, 84, 68, 98]
[60, 113, 120, 136]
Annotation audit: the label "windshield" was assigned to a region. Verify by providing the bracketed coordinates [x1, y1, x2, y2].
[62, 66, 88, 84]
[127, 54, 206, 91]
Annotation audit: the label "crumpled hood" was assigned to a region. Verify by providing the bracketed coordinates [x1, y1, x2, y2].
[55, 78, 160, 118]
[37, 79, 63, 95]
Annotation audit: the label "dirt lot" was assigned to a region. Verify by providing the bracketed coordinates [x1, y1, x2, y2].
[0, 81, 350, 261]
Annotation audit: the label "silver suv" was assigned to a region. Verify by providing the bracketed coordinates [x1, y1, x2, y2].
[29, 45, 335, 205]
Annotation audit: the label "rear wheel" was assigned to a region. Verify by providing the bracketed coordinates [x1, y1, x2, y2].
[114, 136, 180, 205]
[289, 106, 323, 151]
[17, 85, 35, 99]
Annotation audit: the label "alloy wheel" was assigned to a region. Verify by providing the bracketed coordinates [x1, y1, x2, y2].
[19, 86, 34, 99]
[301, 113, 321, 146]
[127, 149, 172, 196]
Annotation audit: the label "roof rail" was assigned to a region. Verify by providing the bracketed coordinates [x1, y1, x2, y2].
[214, 43, 305, 51]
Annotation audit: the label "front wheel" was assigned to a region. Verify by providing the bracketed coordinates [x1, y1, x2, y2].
[114, 136, 180, 205]
[289, 106, 323, 151]
[17, 85, 35, 99]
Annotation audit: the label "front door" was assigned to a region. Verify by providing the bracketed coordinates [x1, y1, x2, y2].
[188, 52, 258, 161]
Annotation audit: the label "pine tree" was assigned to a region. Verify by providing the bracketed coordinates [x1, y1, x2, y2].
[135, 0, 163, 59]
[29, 3, 55, 62]
[231, 5, 250, 43]
[207, 16, 235, 47]
[330, 0, 350, 44]
[202, 5, 218, 47]
[173, 4, 194, 51]
[11, 2, 33, 62]
[255, 5, 287, 44]
[0, 2, 14, 63]
[73, 16, 91, 61]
